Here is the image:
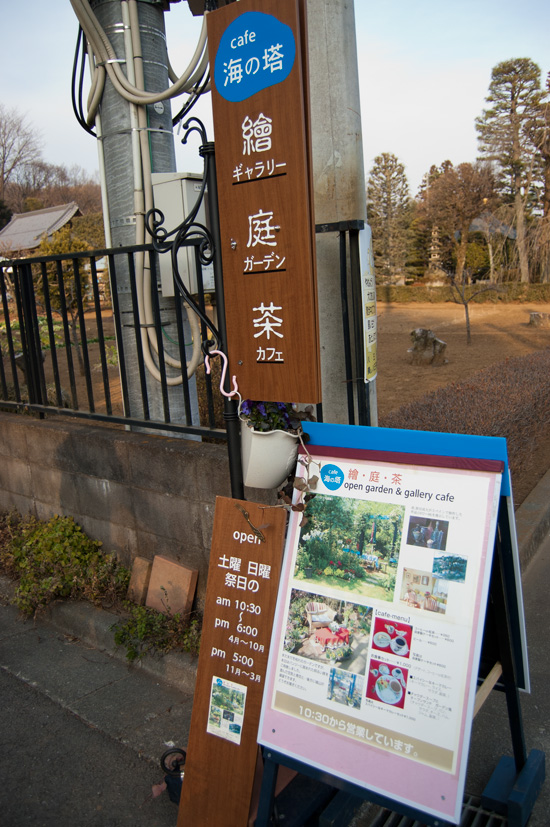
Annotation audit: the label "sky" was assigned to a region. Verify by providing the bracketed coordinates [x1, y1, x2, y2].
[1, 0, 549, 197]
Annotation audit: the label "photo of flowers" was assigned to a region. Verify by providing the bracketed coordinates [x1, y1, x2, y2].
[293, 495, 405, 602]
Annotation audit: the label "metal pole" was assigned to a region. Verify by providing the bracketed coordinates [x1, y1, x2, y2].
[307, 0, 377, 426]
[200, 141, 244, 500]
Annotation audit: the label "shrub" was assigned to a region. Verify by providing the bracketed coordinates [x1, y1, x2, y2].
[380, 350, 550, 486]
[0, 512, 130, 616]
[376, 283, 550, 304]
[112, 605, 202, 662]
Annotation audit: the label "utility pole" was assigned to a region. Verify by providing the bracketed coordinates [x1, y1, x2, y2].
[307, 0, 377, 425]
[83, 0, 196, 426]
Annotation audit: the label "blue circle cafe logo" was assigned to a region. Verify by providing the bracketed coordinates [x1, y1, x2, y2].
[214, 11, 296, 103]
[322, 464, 344, 491]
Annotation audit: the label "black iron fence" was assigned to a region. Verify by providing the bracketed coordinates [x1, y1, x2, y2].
[0, 242, 226, 440]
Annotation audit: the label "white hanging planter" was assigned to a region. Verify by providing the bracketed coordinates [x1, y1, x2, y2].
[240, 420, 301, 489]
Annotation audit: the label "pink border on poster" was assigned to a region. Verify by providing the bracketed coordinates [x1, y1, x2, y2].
[258, 453, 502, 824]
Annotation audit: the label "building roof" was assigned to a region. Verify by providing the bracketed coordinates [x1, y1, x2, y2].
[0, 202, 81, 253]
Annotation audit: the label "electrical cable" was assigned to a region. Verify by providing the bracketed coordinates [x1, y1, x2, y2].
[71, 27, 96, 136]
[71, 0, 212, 384]
[70, 0, 209, 106]
[172, 71, 211, 128]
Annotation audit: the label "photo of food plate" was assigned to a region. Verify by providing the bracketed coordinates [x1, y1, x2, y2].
[371, 616, 413, 659]
[373, 631, 391, 648]
[366, 657, 409, 710]
[375, 675, 403, 705]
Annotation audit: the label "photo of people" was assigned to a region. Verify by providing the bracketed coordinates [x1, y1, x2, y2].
[406, 517, 448, 551]
[400, 568, 449, 614]
[371, 616, 412, 658]
[433, 553, 468, 582]
[294, 494, 405, 603]
[366, 658, 408, 710]
[327, 668, 364, 709]
[283, 589, 373, 674]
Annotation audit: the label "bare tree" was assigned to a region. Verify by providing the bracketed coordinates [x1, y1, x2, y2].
[5, 162, 101, 215]
[0, 105, 42, 204]
[419, 162, 497, 283]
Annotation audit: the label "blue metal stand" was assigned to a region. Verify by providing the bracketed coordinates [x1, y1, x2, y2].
[255, 496, 546, 826]
[479, 503, 546, 825]
[254, 749, 455, 827]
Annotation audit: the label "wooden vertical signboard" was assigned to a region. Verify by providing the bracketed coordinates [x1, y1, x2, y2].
[207, 0, 321, 403]
[177, 498, 287, 827]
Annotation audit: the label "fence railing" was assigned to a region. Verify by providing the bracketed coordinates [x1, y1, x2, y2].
[0, 242, 226, 440]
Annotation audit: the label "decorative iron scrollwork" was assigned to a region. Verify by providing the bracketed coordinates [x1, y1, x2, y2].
[145, 118, 221, 354]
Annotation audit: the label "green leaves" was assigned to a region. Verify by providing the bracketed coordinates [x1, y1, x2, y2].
[112, 605, 201, 662]
[0, 513, 130, 616]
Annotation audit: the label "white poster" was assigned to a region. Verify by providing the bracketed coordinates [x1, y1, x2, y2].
[259, 447, 502, 824]
[207, 676, 247, 746]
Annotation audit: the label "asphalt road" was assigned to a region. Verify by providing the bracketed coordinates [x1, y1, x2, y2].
[0, 668, 178, 827]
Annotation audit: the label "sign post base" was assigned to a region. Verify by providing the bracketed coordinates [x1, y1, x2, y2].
[482, 750, 545, 827]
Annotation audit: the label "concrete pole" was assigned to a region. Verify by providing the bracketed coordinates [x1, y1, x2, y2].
[306, 0, 377, 426]
[89, 0, 195, 426]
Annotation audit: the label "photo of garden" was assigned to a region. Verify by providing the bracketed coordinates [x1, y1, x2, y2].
[283, 588, 373, 674]
[208, 681, 245, 728]
[433, 553, 468, 582]
[294, 494, 405, 602]
[327, 668, 365, 709]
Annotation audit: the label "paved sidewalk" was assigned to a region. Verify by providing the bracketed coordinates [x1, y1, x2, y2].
[1, 467, 550, 825]
[0, 597, 188, 825]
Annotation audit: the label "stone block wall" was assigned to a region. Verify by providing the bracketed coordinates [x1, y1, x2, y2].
[0, 412, 235, 609]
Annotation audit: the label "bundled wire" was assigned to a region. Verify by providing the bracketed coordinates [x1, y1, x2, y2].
[69, 0, 214, 384]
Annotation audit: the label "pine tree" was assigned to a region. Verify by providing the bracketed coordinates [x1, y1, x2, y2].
[366, 153, 411, 280]
[476, 58, 544, 282]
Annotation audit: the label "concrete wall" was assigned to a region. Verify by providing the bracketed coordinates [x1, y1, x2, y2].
[0, 412, 236, 609]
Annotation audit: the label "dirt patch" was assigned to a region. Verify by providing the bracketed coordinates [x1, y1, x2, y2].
[376, 302, 550, 505]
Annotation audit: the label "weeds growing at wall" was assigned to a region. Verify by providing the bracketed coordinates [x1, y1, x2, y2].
[0, 512, 130, 616]
[0, 511, 202, 660]
[112, 605, 202, 662]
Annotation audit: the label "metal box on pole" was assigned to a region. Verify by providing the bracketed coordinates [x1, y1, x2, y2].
[151, 172, 215, 296]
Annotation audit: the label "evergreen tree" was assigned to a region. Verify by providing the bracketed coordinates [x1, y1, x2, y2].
[0, 198, 11, 230]
[476, 58, 544, 282]
[366, 153, 411, 279]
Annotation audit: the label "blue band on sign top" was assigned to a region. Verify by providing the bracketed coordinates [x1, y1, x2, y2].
[214, 11, 296, 103]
